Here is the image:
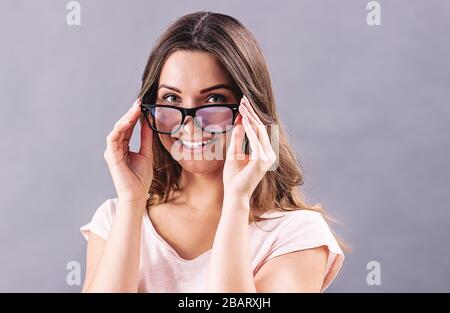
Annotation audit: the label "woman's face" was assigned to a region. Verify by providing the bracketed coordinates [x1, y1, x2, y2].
[155, 50, 240, 175]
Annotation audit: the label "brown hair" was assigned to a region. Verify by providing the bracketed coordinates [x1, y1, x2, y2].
[137, 11, 349, 252]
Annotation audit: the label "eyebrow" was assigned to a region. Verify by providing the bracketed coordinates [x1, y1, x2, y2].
[158, 83, 232, 94]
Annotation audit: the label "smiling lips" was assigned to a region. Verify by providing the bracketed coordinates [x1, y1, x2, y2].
[177, 137, 219, 149]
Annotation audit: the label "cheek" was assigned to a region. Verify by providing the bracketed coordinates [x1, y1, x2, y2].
[159, 134, 176, 152]
[210, 135, 229, 161]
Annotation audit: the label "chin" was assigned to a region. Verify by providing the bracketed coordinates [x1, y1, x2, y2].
[177, 159, 225, 175]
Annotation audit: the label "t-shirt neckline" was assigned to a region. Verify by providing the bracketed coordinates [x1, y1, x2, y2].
[143, 209, 213, 263]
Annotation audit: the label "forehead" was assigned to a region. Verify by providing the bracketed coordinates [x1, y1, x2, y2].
[158, 50, 231, 91]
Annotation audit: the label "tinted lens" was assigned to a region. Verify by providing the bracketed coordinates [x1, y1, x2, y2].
[196, 106, 234, 133]
[149, 106, 183, 133]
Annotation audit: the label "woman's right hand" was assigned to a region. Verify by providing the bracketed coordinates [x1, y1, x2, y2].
[104, 98, 154, 204]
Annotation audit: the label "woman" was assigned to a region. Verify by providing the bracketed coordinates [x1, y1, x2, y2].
[80, 11, 346, 292]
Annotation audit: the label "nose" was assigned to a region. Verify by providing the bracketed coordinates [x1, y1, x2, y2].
[177, 116, 203, 141]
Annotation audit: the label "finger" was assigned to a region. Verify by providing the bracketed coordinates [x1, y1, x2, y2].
[120, 98, 142, 142]
[241, 111, 276, 169]
[240, 103, 272, 153]
[105, 124, 130, 164]
[239, 101, 270, 150]
[241, 113, 263, 161]
[115, 98, 141, 126]
[106, 99, 141, 154]
[242, 96, 272, 150]
[109, 100, 141, 146]
[108, 118, 132, 146]
[242, 95, 264, 126]
[227, 114, 245, 158]
[139, 114, 154, 160]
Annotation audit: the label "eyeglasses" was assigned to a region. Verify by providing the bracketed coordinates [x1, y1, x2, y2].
[140, 103, 241, 134]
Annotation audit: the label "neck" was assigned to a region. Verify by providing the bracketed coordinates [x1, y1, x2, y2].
[176, 167, 224, 213]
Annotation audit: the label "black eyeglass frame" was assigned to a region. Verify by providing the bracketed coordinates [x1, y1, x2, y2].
[140, 103, 241, 134]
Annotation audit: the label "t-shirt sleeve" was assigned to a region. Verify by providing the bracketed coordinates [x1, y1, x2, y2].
[263, 210, 345, 292]
[80, 198, 117, 241]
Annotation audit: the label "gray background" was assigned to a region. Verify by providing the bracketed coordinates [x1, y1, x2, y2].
[1, 0, 449, 292]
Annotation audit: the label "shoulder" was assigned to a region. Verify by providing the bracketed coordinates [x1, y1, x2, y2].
[253, 208, 345, 292]
[91, 197, 118, 222]
[254, 208, 327, 233]
[254, 242, 329, 292]
[259, 208, 342, 251]
[258, 207, 324, 220]
[80, 197, 118, 241]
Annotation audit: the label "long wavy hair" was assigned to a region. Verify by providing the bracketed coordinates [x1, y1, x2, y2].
[137, 11, 348, 251]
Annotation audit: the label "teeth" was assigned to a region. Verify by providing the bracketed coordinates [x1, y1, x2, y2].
[180, 138, 215, 148]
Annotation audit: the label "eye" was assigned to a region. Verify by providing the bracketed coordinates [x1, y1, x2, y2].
[207, 94, 226, 103]
[162, 94, 180, 103]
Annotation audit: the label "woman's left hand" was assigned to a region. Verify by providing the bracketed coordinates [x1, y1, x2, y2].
[223, 96, 277, 203]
